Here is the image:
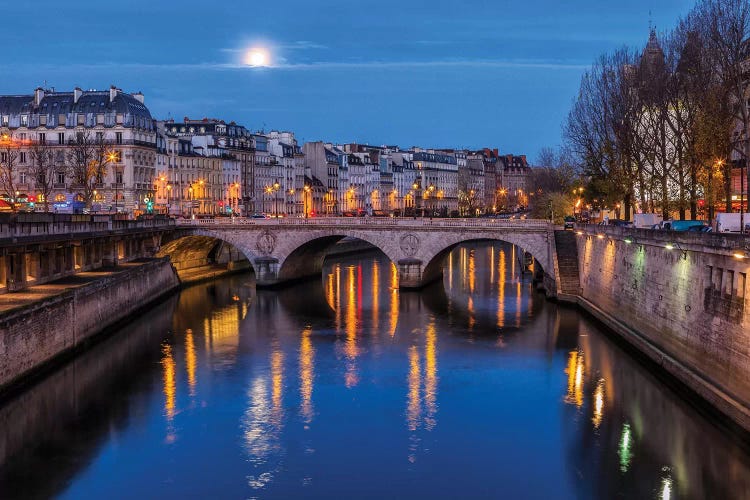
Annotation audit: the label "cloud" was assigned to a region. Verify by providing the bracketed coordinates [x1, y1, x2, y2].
[0, 58, 587, 74]
[220, 40, 327, 54]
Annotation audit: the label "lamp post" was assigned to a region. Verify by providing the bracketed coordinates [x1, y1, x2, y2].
[427, 184, 435, 218]
[573, 187, 584, 220]
[273, 179, 280, 216]
[188, 185, 194, 219]
[412, 182, 421, 217]
[303, 184, 311, 218]
[166, 184, 172, 216]
[198, 179, 205, 215]
[288, 188, 295, 216]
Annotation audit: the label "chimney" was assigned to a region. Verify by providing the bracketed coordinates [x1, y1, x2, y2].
[73, 87, 82, 104]
[132, 91, 144, 104]
[33, 87, 45, 107]
[109, 85, 119, 103]
[493, 148, 499, 156]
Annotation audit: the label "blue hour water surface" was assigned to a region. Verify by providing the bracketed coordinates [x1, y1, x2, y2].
[0, 241, 748, 499]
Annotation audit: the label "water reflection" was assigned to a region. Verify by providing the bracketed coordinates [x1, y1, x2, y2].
[0, 242, 749, 499]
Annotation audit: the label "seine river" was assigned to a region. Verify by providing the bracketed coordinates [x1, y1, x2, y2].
[1, 241, 749, 499]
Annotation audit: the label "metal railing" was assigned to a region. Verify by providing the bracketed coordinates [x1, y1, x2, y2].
[0, 214, 175, 240]
[175, 216, 551, 229]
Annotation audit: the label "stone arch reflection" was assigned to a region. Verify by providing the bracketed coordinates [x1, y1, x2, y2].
[435, 241, 543, 335]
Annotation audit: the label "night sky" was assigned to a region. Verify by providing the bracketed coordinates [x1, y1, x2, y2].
[3, 0, 692, 160]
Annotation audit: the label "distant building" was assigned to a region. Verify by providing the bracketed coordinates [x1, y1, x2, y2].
[160, 117, 255, 215]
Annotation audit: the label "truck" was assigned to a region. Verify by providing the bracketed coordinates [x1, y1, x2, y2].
[633, 213, 663, 229]
[714, 212, 750, 233]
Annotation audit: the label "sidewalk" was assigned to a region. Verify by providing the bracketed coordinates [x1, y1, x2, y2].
[0, 260, 153, 315]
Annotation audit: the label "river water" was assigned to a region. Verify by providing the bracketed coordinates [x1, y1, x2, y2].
[1, 241, 749, 499]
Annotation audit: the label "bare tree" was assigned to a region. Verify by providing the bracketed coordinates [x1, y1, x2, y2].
[700, 0, 750, 228]
[66, 130, 112, 208]
[29, 138, 56, 212]
[0, 129, 21, 211]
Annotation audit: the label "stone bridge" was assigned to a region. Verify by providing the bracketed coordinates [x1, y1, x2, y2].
[161, 217, 559, 291]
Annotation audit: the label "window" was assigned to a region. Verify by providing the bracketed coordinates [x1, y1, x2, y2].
[116, 132, 123, 144]
[739, 273, 747, 300]
[54, 193, 66, 202]
[96, 132, 104, 142]
[724, 270, 734, 297]
[115, 171, 123, 184]
[19, 172, 26, 184]
[39, 133, 46, 144]
[19, 152, 26, 164]
[56, 172, 65, 184]
[20, 115, 28, 126]
[58, 132, 64, 144]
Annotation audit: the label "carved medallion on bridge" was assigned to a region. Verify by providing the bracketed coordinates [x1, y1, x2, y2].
[399, 233, 420, 257]
[256, 230, 277, 255]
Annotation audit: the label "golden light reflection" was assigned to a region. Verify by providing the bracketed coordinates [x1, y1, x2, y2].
[271, 348, 284, 424]
[407, 345, 421, 431]
[390, 262, 399, 337]
[299, 327, 314, 423]
[372, 259, 380, 331]
[345, 265, 359, 388]
[468, 248, 476, 294]
[515, 281, 522, 327]
[497, 248, 506, 329]
[565, 350, 585, 408]
[448, 252, 453, 291]
[592, 378, 605, 428]
[161, 343, 176, 421]
[467, 296, 475, 331]
[490, 245, 495, 285]
[335, 265, 342, 331]
[424, 319, 438, 431]
[185, 329, 197, 396]
[205, 305, 241, 363]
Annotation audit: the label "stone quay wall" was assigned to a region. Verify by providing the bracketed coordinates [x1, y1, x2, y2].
[575, 226, 750, 430]
[0, 258, 180, 391]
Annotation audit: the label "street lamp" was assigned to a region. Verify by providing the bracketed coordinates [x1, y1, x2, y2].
[273, 179, 280, 216]
[188, 185, 194, 219]
[166, 184, 172, 216]
[303, 184, 311, 218]
[427, 184, 435, 218]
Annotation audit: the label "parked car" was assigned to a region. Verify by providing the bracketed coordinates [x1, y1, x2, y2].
[660, 220, 707, 231]
[686, 224, 712, 233]
[563, 216, 576, 230]
[607, 219, 633, 228]
[250, 213, 266, 219]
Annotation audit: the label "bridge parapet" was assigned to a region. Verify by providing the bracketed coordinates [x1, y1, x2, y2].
[175, 216, 552, 230]
[575, 224, 750, 258]
[0, 215, 174, 243]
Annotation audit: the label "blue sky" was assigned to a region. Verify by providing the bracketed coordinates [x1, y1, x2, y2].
[2, 0, 692, 161]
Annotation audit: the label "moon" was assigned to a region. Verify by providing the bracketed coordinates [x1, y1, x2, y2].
[245, 48, 269, 67]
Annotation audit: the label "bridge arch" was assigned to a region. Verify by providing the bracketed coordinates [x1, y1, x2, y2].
[274, 230, 402, 284]
[157, 230, 262, 279]
[418, 231, 553, 287]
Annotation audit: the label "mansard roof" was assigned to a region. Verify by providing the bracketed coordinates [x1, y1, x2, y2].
[0, 90, 152, 120]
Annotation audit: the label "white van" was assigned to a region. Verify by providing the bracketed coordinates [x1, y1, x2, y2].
[714, 212, 750, 232]
[633, 213, 663, 228]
